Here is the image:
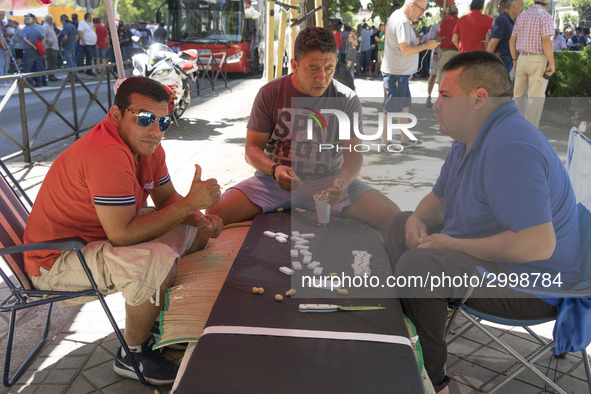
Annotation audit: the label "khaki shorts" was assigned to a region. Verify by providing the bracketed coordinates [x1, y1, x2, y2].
[31, 224, 198, 307]
[378, 50, 384, 63]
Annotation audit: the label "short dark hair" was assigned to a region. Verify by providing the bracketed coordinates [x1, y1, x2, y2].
[84, 13, 91, 20]
[60, 14, 68, 21]
[441, 51, 513, 98]
[93, 17, 100, 24]
[71, 13, 78, 21]
[294, 27, 337, 61]
[470, 0, 485, 10]
[114, 77, 170, 109]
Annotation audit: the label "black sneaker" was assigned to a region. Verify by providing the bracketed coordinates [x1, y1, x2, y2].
[113, 335, 179, 385]
[151, 320, 188, 351]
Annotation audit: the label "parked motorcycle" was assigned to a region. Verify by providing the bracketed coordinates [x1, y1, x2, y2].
[131, 37, 199, 119]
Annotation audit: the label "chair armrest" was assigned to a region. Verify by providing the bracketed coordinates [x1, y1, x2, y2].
[0, 237, 87, 256]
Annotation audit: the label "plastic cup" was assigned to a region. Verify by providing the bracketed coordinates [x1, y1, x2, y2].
[315, 199, 331, 224]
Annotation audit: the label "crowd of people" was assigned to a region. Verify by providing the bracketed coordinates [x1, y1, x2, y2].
[0, 12, 168, 85]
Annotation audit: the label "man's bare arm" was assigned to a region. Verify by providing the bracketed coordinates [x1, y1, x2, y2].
[245, 129, 300, 190]
[399, 40, 440, 56]
[417, 222, 556, 263]
[95, 165, 220, 246]
[452, 33, 460, 49]
[486, 37, 500, 54]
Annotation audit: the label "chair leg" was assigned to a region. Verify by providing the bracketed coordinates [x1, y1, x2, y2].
[459, 309, 566, 394]
[3, 303, 53, 387]
[95, 292, 149, 386]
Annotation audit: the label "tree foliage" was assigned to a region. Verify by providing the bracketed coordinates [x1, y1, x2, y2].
[367, 0, 403, 23]
[572, 0, 591, 27]
[94, 0, 164, 23]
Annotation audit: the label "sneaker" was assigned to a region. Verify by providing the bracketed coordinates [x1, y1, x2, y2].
[113, 335, 179, 385]
[150, 321, 188, 351]
[426, 97, 433, 108]
[401, 139, 424, 148]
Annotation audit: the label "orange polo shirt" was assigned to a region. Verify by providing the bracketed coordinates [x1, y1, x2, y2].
[23, 114, 169, 276]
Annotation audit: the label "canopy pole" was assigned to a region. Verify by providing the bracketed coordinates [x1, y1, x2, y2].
[104, 0, 125, 79]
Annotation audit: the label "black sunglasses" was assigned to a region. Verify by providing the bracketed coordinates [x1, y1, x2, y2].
[122, 107, 172, 132]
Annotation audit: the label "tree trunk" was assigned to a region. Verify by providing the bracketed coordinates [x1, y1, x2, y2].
[300, 0, 316, 29]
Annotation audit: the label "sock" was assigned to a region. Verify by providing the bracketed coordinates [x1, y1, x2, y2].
[121, 345, 142, 358]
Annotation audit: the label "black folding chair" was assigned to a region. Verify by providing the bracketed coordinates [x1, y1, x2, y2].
[0, 159, 147, 387]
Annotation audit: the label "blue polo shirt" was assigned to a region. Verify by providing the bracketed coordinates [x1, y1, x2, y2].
[490, 12, 514, 57]
[21, 25, 44, 50]
[433, 101, 582, 288]
[61, 22, 78, 51]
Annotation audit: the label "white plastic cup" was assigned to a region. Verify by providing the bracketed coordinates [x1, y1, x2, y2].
[315, 199, 331, 224]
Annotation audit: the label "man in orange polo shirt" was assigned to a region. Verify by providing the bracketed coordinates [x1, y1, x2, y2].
[452, 0, 493, 53]
[24, 77, 223, 385]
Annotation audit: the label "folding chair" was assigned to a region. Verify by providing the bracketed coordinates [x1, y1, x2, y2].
[445, 128, 591, 393]
[0, 159, 148, 387]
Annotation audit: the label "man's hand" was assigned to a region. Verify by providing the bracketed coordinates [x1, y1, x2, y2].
[274, 165, 301, 191]
[327, 178, 347, 204]
[424, 40, 441, 51]
[545, 62, 555, 77]
[405, 213, 429, 248]
[416, 233, 454, 250]
[186, 164, 221, 210]
[197, 214, 224, 238]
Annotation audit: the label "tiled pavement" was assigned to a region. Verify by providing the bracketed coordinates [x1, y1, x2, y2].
[1, 73, 589, 393]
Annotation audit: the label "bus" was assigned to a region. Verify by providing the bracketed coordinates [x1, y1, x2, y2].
[166, 0, 265, 74]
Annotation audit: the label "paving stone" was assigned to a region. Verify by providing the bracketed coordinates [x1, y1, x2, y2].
[42, 368, 78, 384]
[448, 337, 482, 358]
[32, 384, 69, 394]
[447, 360, 499, 391]
[554, 374, 591, 393]
[18, 369, 50, 385]
[81, 360, 122, 388]
[7, 383, 37, 394]
[570, 359, 591, 381]
[469, 346, 518, 374]
[482, 374, 543, 394]
[100, 379, 173, 394]
[82, 347, 115, 370]
[64, 375, 99, 394]
[55, 355, 88, 370]
[533, 351, 580, 375]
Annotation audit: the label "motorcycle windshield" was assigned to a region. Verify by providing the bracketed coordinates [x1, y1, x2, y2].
[148, 44, 175, 63]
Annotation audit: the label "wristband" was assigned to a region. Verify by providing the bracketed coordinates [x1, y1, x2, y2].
[271, 163, 282, 180]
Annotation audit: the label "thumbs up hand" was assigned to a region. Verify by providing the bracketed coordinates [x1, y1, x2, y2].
[187, 164, 221, 210]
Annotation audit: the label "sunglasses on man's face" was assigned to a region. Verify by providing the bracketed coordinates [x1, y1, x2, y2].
[122, 107, 172, 132]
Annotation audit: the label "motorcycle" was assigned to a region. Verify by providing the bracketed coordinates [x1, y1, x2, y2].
[131, 37, 200, 119]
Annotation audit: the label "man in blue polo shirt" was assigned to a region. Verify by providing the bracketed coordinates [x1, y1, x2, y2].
[20, 15, 45, 87]
[487, 0, 524, 72]
[60, 14, 78, 69]
[386, 51, 582, 394]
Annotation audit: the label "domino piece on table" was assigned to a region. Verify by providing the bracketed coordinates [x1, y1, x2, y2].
[300, 250, 312, 257]
[313, 267, 323, 276]
[307, 261, 320, 269]
[276, 232, 289, 239]
[294, 239, 309, 246]
[303, 255, 312, 265]
[264, 231, 276, 238]
[294, 244, 309, 250]
[291, 236, 304, 243]
[290, 249, 299, 258]
[279, 266, 295, 276]
[292, 261, 302, 271]
[300, 233, 316, 239]
[275, 236, 288, 243]
[291, 231, 301, 237]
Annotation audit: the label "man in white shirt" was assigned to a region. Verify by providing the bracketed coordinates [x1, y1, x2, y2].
[43, 14, 60, 81]
[78, 12, 97, 76]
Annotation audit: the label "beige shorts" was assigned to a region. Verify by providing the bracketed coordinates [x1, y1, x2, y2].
[31, 224, 198, 307]
[378, 50, 384, 63]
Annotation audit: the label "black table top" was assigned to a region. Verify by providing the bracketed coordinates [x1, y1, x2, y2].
[174, 212, 424, 394]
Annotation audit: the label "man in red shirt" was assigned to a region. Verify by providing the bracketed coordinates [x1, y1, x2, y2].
[93, 16, 109, 73]
[436, 4, 459, 85]
[24, 77, 223, 385]
[452, 0, 493, 53]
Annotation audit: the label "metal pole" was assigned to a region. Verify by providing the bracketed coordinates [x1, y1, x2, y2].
[275, 6, 287, 79]
[104, 0, 125, 79]
[265, 0, 275, 82]
[17, 79, 31, 163]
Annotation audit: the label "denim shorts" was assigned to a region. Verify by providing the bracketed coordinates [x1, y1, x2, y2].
[94, 47, 107, 59]
[383, 73, 412, 113]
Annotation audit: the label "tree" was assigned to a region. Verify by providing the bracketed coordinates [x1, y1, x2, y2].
[368, 0, 403, 23]
[572, 0, 591, 27]
[96, 0, 164, 23]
